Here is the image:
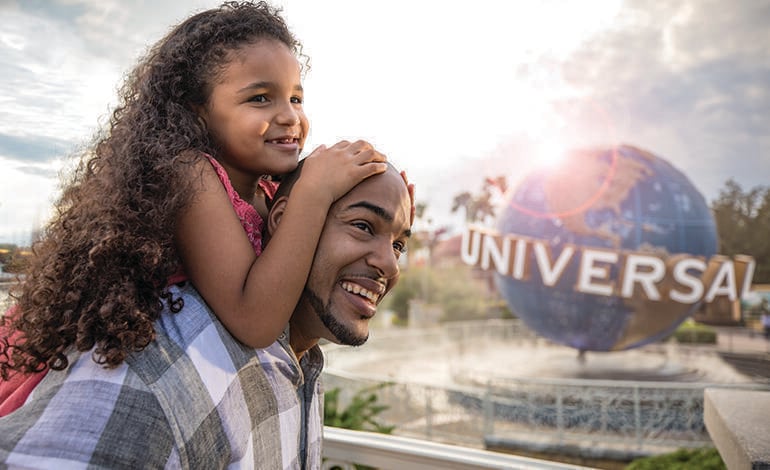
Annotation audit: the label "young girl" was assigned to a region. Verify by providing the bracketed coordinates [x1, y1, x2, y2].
[0, 1, 388, 405]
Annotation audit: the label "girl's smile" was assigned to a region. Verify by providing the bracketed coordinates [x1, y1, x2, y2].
[199, 38, 308, 201]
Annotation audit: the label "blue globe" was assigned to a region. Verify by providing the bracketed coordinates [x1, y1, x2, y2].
[495, 145, 718, 351]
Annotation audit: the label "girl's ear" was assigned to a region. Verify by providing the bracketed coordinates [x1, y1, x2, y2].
[267, 196, 289, 237]
[193, 105, 208, 131]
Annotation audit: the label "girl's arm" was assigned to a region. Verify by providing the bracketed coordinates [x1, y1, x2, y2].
[175, 140, 386, 348]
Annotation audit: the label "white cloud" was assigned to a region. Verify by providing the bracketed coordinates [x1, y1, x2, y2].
[0, 159, 60, 244]
[0, 0, 768, 243]
[0, 5, 121, 143]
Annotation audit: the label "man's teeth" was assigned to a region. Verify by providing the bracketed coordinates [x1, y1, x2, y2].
[341, 282, 380, 302]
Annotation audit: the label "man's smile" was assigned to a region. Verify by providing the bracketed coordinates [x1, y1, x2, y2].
[340, 279, 385, 304]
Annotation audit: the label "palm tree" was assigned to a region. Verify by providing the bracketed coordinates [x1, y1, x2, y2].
[451, 192, 472, 221]
[451, 175, 508, 224]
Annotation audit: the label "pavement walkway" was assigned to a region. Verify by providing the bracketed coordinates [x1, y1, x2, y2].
[713, 326, 770, 355]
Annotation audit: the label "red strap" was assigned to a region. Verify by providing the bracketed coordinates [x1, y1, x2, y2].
[0, 369, 46, 416]
[0, 305, 49, 416]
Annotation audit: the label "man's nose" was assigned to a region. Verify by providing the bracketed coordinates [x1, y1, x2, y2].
[368, 240, 400, 280]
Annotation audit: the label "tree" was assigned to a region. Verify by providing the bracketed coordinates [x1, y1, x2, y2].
[449, 176, 509, 310]
[380, 264, 494, 323]
[0, 245, 31, 274]
[711, 179, 770, 283]
[451, 175, 508, 223]
[0, 244, 19, 265]
[409, 201, 449, 269]
[414, 202, 427, 222]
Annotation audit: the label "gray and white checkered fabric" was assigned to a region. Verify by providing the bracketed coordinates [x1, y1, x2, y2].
[0, 283, 324, 469]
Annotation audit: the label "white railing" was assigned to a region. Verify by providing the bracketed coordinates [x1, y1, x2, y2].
[322, 426, 589, 469]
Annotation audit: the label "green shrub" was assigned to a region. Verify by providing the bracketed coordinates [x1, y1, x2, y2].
[625, 447, 725, 469]
[674, 320, 717, 344]
[324, 384, 394, 434]
[324, 384, 394, 470]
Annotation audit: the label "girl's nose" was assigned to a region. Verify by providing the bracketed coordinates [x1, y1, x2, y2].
[275, 101, 301, 126]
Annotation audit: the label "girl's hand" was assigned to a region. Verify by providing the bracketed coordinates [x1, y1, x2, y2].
[399, 170, 416, 226]
[297, 140, 387, 207]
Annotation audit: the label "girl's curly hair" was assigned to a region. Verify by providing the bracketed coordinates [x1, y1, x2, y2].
[0, 1, 303, 377]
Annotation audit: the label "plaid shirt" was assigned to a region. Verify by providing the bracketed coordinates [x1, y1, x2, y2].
[0, 283, 324, 469]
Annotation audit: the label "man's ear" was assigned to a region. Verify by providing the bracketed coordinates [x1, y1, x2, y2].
[267, 195, 289, 237]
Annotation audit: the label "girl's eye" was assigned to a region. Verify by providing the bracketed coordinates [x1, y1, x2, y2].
[249, 95, 268, 103]
[291, 96, 303, 104]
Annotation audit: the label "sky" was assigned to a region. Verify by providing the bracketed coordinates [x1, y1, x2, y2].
[0, 0, 769, 244]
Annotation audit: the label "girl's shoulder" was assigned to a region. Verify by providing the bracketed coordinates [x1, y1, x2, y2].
[201, 154, 269, 255]
[201, 154, 234, 194]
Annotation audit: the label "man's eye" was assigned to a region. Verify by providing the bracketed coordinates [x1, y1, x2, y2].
[353, 222, 372, 234]
[393, 241, 407, 254]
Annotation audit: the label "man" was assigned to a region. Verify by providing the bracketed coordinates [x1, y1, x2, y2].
[763, 312, 770, 340]
[0, 162, 412, 469]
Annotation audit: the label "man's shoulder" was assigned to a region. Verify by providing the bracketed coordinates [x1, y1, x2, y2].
[0, 352, 175, 468]
[130, 283, 262, 382]
[0, 283, 292, 468]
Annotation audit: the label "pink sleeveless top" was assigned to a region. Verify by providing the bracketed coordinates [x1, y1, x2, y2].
[167, 155, 277, 284]
[0, 154, 277, 416]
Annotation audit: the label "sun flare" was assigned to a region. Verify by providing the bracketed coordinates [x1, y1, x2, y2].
[535, 143, 567, 168]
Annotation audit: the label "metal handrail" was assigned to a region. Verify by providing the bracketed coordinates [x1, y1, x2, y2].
[323, 426, 590, 470]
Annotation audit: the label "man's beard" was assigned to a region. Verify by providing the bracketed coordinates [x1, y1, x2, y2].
[304, 287, 369, 346]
